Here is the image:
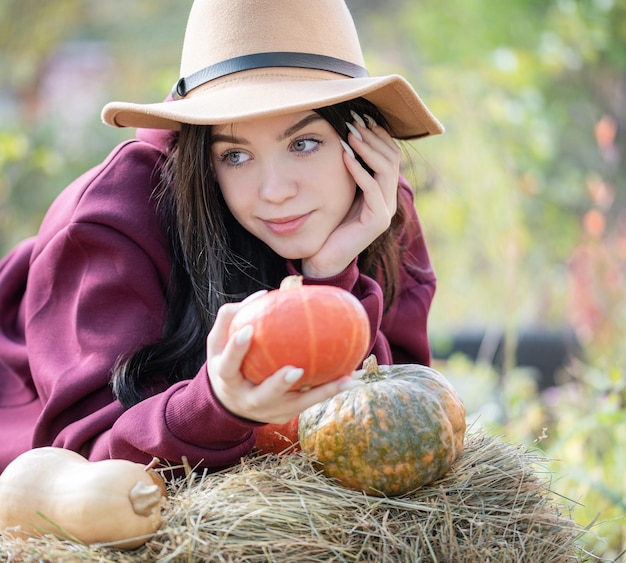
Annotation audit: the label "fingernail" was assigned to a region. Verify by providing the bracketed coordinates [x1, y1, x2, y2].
[345, 121, 363, 141]
[350, 110, 366, 128]
[241, 289, 268, 305]
[352, 368, 366, 380]
[338, 379, 362, 392]
[235, 324, 253, 345]
[363, 114, 377, 128]
[284, 368, 304, 384]
[340, 140, 355, 158]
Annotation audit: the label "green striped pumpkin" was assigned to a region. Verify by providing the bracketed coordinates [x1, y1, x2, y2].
[298, 356, 466, 497]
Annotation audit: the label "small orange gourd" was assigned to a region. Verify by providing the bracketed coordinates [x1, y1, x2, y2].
[254, 416, 300, 454]
[230, 275, 370, 391]
[0, 447, 165, 549]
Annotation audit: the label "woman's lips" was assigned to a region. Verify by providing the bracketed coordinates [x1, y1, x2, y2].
[264, 213, 310, 235]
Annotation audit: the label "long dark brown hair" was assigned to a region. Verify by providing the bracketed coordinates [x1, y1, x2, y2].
[112, 98, 408, 407]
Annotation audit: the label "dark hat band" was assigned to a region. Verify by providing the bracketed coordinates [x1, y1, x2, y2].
[171, 51, 370, 99]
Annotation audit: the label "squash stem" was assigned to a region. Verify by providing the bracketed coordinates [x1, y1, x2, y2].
[144, 457, 160, 472]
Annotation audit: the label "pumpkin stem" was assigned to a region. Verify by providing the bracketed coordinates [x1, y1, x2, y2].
[279, 275, 303, 290]
[363, 355, 379, 375]
[128, 482, 162, 517]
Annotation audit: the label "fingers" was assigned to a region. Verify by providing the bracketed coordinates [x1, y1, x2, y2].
[241, 288, 269, 305]
[299, 373, 363, 404]
[343, 112, 401, 216]
[206, 290, 267, 355]
[206, 290, 268, 394]
[263, 365, 364, 399]
[253, 369, 364, 424]
[347, 111, 402, 174]
[206, 301, 238, 356]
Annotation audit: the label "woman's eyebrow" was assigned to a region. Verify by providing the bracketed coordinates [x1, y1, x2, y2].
[211, 114, 324, 145]
[210, 131, 249, 145]
[278, 114, 324, 141]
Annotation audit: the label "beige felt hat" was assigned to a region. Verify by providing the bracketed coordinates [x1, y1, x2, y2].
[101, 0, 444, 140]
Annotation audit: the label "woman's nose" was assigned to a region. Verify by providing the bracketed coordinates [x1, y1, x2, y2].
[259, 160, 297, 203]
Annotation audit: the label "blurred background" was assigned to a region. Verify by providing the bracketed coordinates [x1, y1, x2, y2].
[0, 0, 624, 557]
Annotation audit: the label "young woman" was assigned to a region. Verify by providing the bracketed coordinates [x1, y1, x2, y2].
[0, 0, 443, 473]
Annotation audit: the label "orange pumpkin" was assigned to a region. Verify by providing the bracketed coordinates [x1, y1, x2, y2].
[230, 275, 370, 392]
[298, 356, 466, 497]
[255, 416, 300, 454]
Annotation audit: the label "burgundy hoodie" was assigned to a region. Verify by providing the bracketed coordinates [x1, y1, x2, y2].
[0, 127, 436, 473]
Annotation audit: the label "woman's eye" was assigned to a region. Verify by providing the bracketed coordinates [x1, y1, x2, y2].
[291, 138, 321, 153]
[221, 150, 250, 166]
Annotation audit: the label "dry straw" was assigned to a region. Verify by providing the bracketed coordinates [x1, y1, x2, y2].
[0, 432, 598, 562]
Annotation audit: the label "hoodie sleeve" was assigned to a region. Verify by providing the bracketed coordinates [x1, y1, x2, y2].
[24, 139, 257, 469]
[379, 178, 437, 365]
[287, 177, 436, 367]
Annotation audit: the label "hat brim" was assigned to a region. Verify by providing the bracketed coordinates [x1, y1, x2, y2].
[102, 74, 443, 140]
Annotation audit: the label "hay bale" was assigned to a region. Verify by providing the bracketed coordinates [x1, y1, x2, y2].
[0, 432, 596, 562]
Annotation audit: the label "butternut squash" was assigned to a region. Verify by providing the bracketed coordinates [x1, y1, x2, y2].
[0, 447, 165, 549]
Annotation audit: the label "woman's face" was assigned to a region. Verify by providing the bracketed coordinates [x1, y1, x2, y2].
[210, 111, 356, 260]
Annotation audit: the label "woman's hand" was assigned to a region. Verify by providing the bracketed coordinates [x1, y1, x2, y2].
[205, 292, 361, 423]
[301, 112, 402, 278]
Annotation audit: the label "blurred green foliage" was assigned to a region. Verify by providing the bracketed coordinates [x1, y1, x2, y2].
[1, 0, 624, 558]
[365, 0, 626, 345]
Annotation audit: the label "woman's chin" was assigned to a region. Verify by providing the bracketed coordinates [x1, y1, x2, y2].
[267, 243, 318, 262]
